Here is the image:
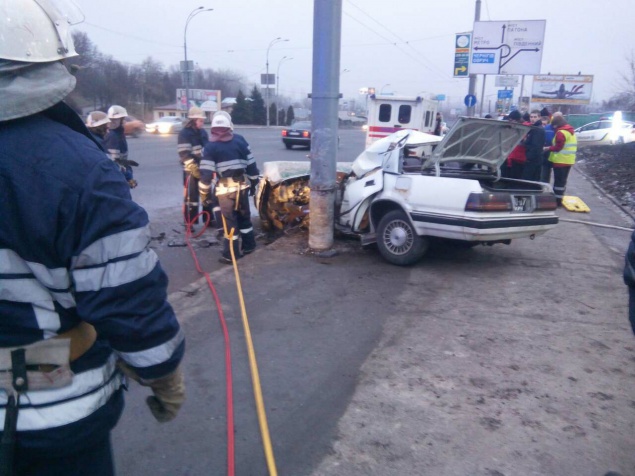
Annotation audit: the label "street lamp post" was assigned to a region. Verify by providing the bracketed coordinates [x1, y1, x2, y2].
[265, 37, 288, 127]
[275, 56, 293, 125]
[183, 7, 212, 113]
[380, 83, 391, 94]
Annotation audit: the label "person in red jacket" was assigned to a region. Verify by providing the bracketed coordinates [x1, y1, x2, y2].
[543, 112, 577, 206]
[503, 110, 526, 178]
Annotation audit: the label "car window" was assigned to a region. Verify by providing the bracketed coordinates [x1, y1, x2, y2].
[398, 105, 412, 124]
[599, 121, 613, 129]
[580, 122, 599, 132]
[292, 122, 311, 129]
[378, 104, 391, 123]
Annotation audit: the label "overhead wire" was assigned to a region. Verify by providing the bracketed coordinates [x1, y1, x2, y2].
[343, 0, 449, 80]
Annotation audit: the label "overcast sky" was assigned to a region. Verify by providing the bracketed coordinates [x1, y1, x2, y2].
[72, 0, 634, 111]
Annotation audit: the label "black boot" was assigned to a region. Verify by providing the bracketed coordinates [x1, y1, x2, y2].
[241, 230, 257, 255]
[220, 238, 242, 264]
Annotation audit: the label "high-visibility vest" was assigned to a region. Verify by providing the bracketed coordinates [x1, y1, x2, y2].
[549, 128, 577, 165]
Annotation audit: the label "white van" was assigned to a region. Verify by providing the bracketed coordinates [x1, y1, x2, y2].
[365, 94, 438, 147]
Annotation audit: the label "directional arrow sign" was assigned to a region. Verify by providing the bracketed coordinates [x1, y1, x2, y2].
[470, 20, 545, 75]
[464, 94, 477, 107]
[453, 32, 471, 78]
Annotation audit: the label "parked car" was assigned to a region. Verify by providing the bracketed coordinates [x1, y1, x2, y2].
[258, 118, 559, 266]
[575, 119, 635, 146]
[124, 116, 145, 138]
[282, 121, 312, 149]
[145, 116, 185, 134]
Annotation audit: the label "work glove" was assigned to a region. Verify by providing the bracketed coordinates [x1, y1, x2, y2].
[128, 179, 138, 189]
[184, 158, 201, 179]
[117, 361, 185, 423]
[248, 177, 259, 197]
[199, 190, 209, 207]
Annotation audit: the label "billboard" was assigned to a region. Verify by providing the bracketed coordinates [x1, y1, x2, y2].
[176, 89, 222, 111]
[470, 20, 546, 75]
[531, 75, 594, 105]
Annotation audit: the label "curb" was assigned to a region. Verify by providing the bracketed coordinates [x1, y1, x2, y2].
[574, 166, 635, 222]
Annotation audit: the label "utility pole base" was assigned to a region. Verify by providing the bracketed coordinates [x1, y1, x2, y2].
[308, 190, 334, 250]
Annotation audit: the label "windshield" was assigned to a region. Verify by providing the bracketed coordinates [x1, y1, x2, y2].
[291, 122, 311, 129]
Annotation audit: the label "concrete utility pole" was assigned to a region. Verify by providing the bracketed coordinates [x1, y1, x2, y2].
[467, 0, 481, 117]
[309, 0, 342, 251]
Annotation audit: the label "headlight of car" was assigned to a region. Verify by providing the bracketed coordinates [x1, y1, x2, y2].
[158, 125, 171, 134]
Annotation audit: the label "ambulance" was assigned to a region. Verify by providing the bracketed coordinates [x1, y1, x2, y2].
[365, 94, 439, 147]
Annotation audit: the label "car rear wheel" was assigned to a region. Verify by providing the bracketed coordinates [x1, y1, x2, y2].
[285, 143, 293, 149]
[376, 210, 428, 266]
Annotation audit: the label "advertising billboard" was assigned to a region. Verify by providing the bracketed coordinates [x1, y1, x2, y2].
[531, 75, 594, 105]
[176, 89, 222, 111]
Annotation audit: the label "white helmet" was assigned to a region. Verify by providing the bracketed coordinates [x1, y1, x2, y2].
[188, 106, 206, 119]
[86, 111, 110, 128]
[212, 111, 234, 130]
[107, 105, 128, 119]
[0, 0, 83, 63]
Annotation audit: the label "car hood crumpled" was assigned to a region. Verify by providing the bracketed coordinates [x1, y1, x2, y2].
[422, 117, 530, 170]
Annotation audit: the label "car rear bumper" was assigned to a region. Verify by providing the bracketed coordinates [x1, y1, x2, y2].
[410, 212, 559, 241]
[283, 138, 310, 146]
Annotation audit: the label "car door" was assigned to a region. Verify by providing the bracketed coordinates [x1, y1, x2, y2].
[576, 121, 601, 145]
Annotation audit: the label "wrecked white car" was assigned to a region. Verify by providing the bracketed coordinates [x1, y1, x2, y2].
[257, 117, 559, 266]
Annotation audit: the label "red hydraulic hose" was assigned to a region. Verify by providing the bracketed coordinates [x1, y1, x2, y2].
[182, 176, 235, 476]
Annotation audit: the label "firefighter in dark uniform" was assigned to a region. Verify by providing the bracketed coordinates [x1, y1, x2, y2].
[104, 104, 138, 188]
[0, 2, 185, 474]
[200, 112, 260, 263]
[85, 110, 110, 147]
[177, 106, 222, 232]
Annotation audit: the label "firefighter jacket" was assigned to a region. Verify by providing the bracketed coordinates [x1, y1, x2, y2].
[104, 124, 134, 180]
[624, 230, 635, 334]
[199, 133, 260, 196]
[177, 126, 208, 164]
[548, 125, 577, 166]
[0, 102, 185, 452]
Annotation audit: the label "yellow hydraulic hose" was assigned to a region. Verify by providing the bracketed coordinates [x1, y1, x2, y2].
[223, 216, 278, 476]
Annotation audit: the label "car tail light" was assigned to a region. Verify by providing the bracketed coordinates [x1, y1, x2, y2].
[535, 194, 557, 210]
[465, 192, 512, 211]
[302, 131, 310, 138]
[282, 130, 288, 137]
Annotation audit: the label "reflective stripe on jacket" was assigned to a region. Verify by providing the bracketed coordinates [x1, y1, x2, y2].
[549, 128, 577, 165]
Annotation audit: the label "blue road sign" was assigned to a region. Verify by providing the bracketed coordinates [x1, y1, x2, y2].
[497, 89, 513, 99]
[464, 94, 477, 107]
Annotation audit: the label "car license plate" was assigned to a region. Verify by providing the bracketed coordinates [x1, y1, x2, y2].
[512, 195, 533, 212]
[288, 132, 300, 136]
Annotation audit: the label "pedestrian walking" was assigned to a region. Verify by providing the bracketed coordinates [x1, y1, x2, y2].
[200, 112, 260, 264]
[540, 108, 556, 183]
[0, 2, 185, 474]
[178, 106, 222, 233]
[544, 112, 577, 206]
[104, 105, 138, 188]
[522, 110, 546, 181]
[433, 112, 443, 136]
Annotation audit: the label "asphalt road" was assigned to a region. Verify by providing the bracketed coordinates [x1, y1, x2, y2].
[112, 127, 635, 475]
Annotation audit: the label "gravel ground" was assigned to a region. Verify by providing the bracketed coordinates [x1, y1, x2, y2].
[575, 143, 635, 215]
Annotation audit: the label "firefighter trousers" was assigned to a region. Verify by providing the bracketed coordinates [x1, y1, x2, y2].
[217, 188, 256, 259]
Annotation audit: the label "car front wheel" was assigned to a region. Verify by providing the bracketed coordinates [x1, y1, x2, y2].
[376, 210, 428, 266]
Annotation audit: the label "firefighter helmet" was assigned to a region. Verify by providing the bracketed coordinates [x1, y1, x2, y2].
[211, 111, 234, 130]
[188, 107, 206, 119]
[107, 105, 128, 119]
[0, 0, 83, 63]
[86, 111, 110, 128]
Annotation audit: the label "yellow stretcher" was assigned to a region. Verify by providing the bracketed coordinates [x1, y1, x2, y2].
[561, 196, 590, 213]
